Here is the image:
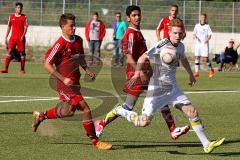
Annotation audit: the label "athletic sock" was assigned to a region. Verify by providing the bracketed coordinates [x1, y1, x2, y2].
[20, 55, 25, 70]
[5, 54, 11, 70]
[104, 94, 137, 126]
[82, 121, 99, 145]
[195, 59, 200, 72]
[207, 59, 213, 69]
[160, 106, 176, 131]
[39, 106, 59, 121]
[190, 117, 210, 148]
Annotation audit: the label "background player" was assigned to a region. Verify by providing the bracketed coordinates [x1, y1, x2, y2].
[115, 18, 225, 153]
[156, 4, 186, 41]
[0, 2, 28, 74]
[193, 13, 214, 78]
[31, 13, 112, 150]
[95, 5, 189, 140]
[85, 12, 106, 66]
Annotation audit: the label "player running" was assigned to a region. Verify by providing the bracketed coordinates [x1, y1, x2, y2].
[95, 5, 190, 140]
[31, 13, 112, 150]
[193, 13, 214, 78]
[0, 2, 28, 74]
[113, 18, 225, 153]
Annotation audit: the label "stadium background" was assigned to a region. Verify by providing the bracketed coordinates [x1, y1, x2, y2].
[0, 0, 240, 59]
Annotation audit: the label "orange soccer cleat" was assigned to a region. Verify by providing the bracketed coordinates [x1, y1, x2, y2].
[209, 69, 215, 78]
[95, 141, 112, 150]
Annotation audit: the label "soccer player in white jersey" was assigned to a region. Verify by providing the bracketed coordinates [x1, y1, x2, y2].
[114, 18, 225, 153]
[193, 13, 214, 78]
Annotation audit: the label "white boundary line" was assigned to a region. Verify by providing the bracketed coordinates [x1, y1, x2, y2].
[0, 90, 240, 103]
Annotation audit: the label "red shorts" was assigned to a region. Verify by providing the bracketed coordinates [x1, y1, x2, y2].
[8, 37, 25, 52]
[123, 62, 152, 97]
[57, 82, 83, 103]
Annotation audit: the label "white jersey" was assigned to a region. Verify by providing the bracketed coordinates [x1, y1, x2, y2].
[146, 38, 185, 96]
[193, 23, 212, 45]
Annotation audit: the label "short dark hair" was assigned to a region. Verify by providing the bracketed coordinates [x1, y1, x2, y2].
[201, 13, 207, 17]
[16, 2, 23, 8]
[170, 4, 178, 10]
[59, 13, 75, 28]
[126, 5, 141, 16]
[115, 11, 121, 15]
[92, 12, 99, 16]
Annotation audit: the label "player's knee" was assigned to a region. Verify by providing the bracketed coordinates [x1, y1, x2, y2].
[58, 103, 76, 118]
[188, 106, 198, 119]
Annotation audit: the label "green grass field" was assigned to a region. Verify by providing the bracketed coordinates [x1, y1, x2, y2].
[0, 62, 240, 160]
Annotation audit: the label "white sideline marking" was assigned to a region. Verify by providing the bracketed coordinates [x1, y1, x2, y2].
[0, 90, 240, 103]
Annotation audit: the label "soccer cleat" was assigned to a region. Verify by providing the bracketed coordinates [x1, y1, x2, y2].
[203, 138, 225, 153]
[209, 69, 215, 78]
[95, 141, 112, 150]
[94, 119, 105, 138]
[170, 125, 190, 140]
[194, 72, 199, 77]
[106, 104, 122, 119]
[20, 70, 25, 74]
[32, 111, 42, 132]
[0, 69, 8, 73]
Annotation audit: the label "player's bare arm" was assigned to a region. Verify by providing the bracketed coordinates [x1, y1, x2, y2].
[79, 55, 96, 80]
[128, 53, 149, 88]
[204, 35, 211, 44]
[5, 25, 11, 45]
[156, 28, 161, 41]
[126, 54, 137, 70]
[21, 26, 28, 41]
[44, 62, 73, 86]
[181, 57, 196, 86]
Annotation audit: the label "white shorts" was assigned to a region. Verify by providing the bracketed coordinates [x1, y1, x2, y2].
[142, 87, 191, 117]
[195, 44, 209, 57]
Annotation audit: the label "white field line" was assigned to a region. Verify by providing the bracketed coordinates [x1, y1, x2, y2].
[0, 90, 240, 103]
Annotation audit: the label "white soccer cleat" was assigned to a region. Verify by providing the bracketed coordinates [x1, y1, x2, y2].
[32, 111, 42, 132]
[170, 125, 190, 140]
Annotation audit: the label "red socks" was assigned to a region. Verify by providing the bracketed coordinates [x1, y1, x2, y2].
[20, 56, 25, 71]
[4, 54, 11, 70]
[82, 121, 99, 145]
[39, 107, 58, 121]
[161, 107, 176, 131]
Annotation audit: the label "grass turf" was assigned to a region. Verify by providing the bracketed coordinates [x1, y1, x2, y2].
[0, 62, 240, 160]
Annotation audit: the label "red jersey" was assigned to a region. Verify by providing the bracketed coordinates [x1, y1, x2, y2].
[8, 13, 28, 39]
[45, 35, 84, 84]
[122, 27, 147, 62]
[156, 16, 172, 39]
[157, 16, 186, 40]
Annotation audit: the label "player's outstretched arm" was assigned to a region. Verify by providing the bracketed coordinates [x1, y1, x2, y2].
[180, 58, 196, 86]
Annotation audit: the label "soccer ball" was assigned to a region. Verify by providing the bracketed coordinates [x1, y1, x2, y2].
[160, 46, 177, 64]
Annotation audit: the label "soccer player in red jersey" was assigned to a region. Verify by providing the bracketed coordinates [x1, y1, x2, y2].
[95, 5, 189, 140]
[31, 13, 112, 150]
[156, 4, 186, 41]
[1, 2, 28, 74]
